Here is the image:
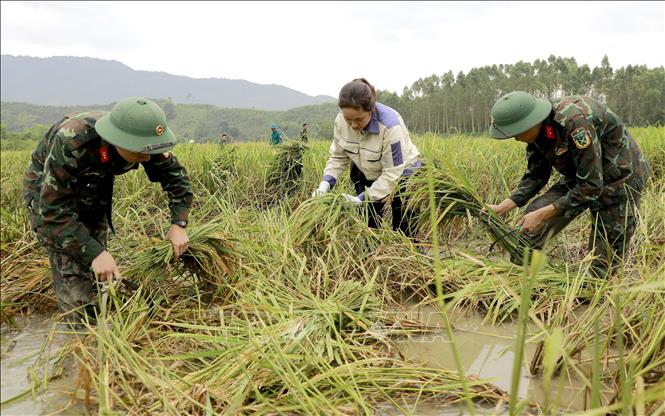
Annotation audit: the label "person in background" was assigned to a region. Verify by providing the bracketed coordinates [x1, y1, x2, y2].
[300, 123, 309, 143]
[22, 97, 193, 324]
[487, 91, 649, 278]
[312, 78, 422, 236]
[270, 123, 283, 145]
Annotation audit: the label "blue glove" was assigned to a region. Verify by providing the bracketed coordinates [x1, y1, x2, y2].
[342, 193, 363, 207]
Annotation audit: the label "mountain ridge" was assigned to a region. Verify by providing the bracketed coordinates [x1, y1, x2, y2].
[0, 55, 335, 111]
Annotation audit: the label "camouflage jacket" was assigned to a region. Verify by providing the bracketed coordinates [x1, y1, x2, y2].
[22, 112, 193, 265]
[509, 96, 650, 218]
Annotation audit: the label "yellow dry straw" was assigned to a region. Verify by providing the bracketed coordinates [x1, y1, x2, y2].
[69, 268, 508, 414]
[0, 242, 54, 323]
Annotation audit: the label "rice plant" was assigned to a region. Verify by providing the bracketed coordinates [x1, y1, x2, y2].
[1, 128, 663, 415]
[405, 162, 533, 263]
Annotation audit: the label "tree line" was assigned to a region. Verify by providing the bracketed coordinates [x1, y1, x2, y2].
[2, 55, 663, 148]
[377, 55, 665, 135]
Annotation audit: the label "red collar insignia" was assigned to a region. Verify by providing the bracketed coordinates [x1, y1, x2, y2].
[545, 125, 555, 140]
[100, 146, 109, 163]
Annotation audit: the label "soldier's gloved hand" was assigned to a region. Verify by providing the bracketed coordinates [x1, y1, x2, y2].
[91, 250, 122, 282]
[167, 224, 189, 259]
[311, 181, 331, 198]
[342, 193, 363, 207]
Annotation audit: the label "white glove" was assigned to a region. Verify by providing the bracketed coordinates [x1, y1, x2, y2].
[311, 181, 331, 197]
[342, 193, 363, 207]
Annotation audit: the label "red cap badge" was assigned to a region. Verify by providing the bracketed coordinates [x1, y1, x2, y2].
[155, 125, 164, 136]
[545, 125, 555, 140]
[99, 146, 109, 163]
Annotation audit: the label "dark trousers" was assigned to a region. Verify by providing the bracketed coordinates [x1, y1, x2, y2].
[47, 226, 107, 324]
[524, 182, 640, 278]
[350, 163, 415, 237]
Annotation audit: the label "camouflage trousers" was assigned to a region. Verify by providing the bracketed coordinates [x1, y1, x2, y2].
[47, 227, 107, 324]
[524, 182, 640, 278]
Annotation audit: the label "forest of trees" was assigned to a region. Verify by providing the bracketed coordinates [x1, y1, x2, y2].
[377, 55, 665, 135]
[2, 55, 663, 149]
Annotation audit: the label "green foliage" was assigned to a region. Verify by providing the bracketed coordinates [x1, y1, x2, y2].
[0, 100, 338, 143]
[379, 55, 665, 134]
[0, 123, 49, 151]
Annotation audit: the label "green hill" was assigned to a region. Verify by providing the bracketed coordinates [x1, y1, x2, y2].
[0, 100, 339, 146]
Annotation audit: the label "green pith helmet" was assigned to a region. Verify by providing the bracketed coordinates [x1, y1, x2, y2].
[489, 92, 552, 139]
[95, 97, 176, 154]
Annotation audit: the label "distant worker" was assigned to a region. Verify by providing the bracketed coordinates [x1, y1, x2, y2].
[270, 123, 283, 145]
[220, 133, 231, 145]
[300, 123, 309, 143]
[22, 97, 193, 324]
[312, 78, 422, 236]
[487, 92, 649, 278]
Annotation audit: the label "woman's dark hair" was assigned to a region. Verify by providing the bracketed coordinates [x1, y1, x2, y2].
[338, 78, 376, 112]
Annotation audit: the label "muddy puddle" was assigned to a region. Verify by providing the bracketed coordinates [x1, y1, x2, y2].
[1, 313, 85, 416]
[1, 305, 603, 415]
[394, 302, 611, 414]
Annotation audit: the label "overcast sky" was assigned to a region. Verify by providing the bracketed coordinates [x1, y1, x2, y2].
[2, 1, 664, 97]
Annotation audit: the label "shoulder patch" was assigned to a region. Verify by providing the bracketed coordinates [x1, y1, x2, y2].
[570, 127, 591, 149]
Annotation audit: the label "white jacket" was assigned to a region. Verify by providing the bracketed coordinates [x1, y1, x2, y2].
[322, 102, 421, 201]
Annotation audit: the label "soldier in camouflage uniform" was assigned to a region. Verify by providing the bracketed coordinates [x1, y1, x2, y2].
[23, 97, 193, 323]
[487, 92, 649, 278]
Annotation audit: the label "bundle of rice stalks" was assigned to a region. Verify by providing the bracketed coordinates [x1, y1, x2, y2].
[405, 164, 533, 263]
[124, 221, 238, 297]
[288, 193, 380, 256]
[266, 140, 308, 197]
[0, 242, 54, 323]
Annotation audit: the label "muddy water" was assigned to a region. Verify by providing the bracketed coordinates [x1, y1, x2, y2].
[1, 306, 598, 415]
[1, 314, 84, 416]
[394, 302, 601, 414]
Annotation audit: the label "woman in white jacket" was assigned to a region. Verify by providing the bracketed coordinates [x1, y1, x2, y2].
[312, 78, 422, 235]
